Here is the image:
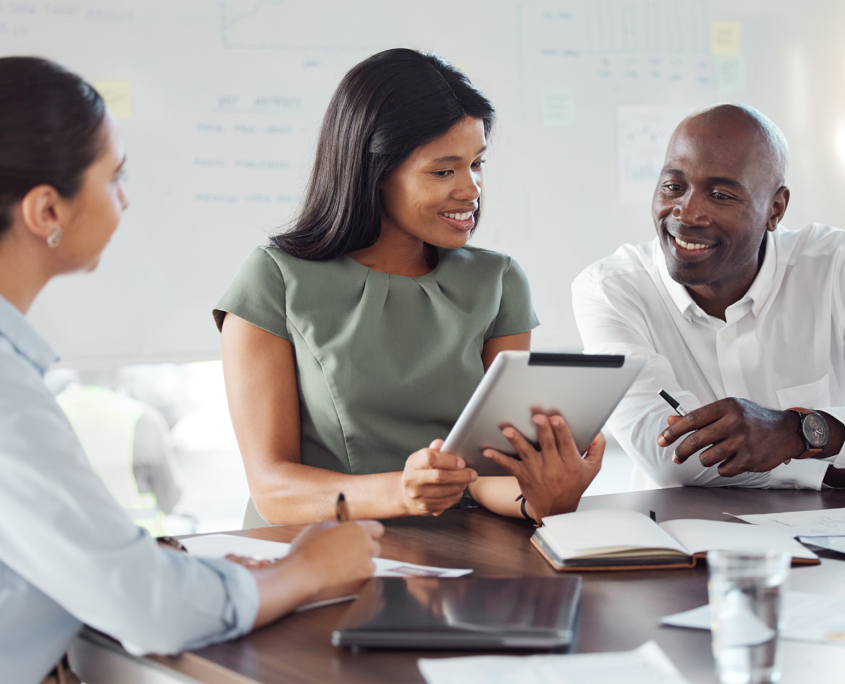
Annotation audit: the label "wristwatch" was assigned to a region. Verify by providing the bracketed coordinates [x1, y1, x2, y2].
[784, 408, 829, 464]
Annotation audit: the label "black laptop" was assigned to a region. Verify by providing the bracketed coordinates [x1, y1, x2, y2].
[332, 576, 581, 651]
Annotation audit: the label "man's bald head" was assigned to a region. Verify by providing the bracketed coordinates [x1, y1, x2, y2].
[678, 103, 789, 190]
[652, 103, 792, 311]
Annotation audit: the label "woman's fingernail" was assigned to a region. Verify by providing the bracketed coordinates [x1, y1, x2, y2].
[551, 416, 563, 427]
[503, 428, 515, 438]
[456, 458, 465, 468]
[657, 435, 666, 446]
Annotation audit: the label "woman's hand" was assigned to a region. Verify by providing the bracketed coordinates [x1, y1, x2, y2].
[287, 520, 384, 601]
[400, 443, 477, 516]
[482, 414, 604, 521]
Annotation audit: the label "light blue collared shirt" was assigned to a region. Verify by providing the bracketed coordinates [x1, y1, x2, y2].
[0, 295, 258, 683]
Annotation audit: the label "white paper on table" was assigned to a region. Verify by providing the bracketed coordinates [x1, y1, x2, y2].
[182, 534, 472, 612]
[181, 534, 473, 578]
[726, 508, 845, 537]
[417, 640, 690, 684]
[662, 592, 845, 645]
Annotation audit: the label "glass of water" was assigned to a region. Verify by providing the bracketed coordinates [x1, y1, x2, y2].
[707, 550, 791, 684]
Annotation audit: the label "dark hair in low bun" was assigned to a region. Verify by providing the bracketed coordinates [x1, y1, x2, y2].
[0, 56, 106, 238]
[271, 48, 495, 260]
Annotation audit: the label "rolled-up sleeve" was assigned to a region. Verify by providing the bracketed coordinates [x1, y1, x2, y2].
[0, 364, 259, 657]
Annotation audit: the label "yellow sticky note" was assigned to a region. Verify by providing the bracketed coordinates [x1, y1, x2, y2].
[711, 22, 741, 55]
[94, 81, 132, 119]
[541, 88, 575, 127]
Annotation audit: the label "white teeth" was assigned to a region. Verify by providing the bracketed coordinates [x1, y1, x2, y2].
[674, 236, 711, 250]
[442, 211, 473, 221]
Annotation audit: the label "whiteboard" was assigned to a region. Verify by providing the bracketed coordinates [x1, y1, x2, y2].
[3, 0, 844, 366]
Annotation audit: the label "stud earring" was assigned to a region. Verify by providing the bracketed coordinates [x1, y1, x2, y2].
[46, 228, 62, 249]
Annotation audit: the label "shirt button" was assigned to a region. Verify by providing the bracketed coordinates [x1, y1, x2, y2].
[721, 330, 731, 341]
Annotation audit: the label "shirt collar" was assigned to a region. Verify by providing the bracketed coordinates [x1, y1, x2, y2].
[654, 240, 703, 319]
[744, 230, 777, 317]
[0, 295, 58, 376]
[655, 231, 778, 320]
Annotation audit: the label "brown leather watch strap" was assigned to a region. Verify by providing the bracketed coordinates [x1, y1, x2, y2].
[789, 407, 824, 460]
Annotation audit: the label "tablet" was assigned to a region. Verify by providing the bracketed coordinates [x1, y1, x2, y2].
[332, 576, 581, 650]
[442, 351, 645, 476]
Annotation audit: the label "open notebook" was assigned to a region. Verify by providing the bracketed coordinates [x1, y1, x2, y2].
[531, 509, 819, 572]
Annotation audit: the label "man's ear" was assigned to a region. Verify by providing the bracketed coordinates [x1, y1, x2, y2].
[767, 185, 790, 231]
[19, 185, 63, 242]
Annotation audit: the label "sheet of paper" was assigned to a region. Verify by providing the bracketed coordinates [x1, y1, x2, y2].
[713, 55, 747, 92]
[710, 22, 742, 55]
[541, 87, 575, 126]
[94, 80, 132, 119]
[417, 640, 690, 684]
[727, 508, 845, 538]
[662, 592, 845, 645]
[181, 534, 473, 578]
[616, 105, 699, 205]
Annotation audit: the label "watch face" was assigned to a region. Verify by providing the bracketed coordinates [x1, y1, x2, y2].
[801, 413, 829, 448]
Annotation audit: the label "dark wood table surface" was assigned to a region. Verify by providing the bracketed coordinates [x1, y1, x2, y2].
[149, 487, 845, 684]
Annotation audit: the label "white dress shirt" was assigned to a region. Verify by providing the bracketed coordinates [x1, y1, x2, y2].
[572, 224, 845, 491]
[0, 295, 258, 683]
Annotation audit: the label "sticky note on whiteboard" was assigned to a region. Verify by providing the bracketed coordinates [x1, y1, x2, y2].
[94, 81, 132, 119]
[710, 22, 742, 55]
[713, 55, 747, 92]
[541, 88, 575, 126]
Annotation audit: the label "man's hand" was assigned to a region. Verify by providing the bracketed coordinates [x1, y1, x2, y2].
[657, 397, 804, 476]
[482, 414, 604, 519]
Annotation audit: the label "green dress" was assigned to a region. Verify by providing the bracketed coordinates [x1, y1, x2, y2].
[214, 244, 539, 524]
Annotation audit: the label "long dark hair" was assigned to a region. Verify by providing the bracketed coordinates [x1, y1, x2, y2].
[271, 48, 495, 260]
[0, 57, 106, 238]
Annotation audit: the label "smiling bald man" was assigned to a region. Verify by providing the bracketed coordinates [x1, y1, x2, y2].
[573, 103, 845, 490]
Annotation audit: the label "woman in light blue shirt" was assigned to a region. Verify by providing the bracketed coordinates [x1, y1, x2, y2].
[0, 57, 383, 683]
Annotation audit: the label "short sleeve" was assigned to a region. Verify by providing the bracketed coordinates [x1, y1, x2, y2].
[213, 247, 290, 340]
[489, 257, 540, 338]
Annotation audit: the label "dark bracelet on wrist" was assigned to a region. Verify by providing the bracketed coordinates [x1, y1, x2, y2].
[515, 494, 542, 527]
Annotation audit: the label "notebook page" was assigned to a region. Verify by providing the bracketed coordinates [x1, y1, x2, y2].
[658, 519, 818, 560]
[538, 509, 689, 561]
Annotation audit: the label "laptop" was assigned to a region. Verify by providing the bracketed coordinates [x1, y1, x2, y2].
[331, 576, 581, 651]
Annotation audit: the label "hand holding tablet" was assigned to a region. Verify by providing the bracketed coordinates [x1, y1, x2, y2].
[442, 351, 646, 477]
[483, 413, 606, 520]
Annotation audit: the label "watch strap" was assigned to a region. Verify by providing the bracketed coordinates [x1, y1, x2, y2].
[789, 407, 824, 460]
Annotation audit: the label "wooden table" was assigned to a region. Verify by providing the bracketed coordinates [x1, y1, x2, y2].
[75, 487, 845, 683]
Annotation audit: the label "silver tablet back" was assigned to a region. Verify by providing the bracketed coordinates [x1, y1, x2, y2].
[442, 352, 645, 476]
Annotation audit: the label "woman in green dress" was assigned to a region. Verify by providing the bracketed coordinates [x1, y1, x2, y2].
[215, 49, 604, 526]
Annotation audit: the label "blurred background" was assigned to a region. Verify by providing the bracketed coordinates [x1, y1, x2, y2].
[7, 0, 837, 531]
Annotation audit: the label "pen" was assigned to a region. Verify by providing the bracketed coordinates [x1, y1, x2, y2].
[156, 535, 188, 552]
[336, 492, 350, 522]
[658, 389, 689, 417]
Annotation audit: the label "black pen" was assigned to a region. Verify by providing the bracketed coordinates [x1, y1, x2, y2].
[658, 389, 689, 417]
[336, 492, 350, 522]
[156, 535, 188, 552]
